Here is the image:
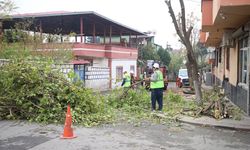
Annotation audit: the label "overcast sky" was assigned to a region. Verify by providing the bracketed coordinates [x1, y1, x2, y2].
[13, 0, 201, 49]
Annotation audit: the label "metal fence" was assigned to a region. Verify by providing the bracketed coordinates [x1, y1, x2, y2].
[222, 78, 248, 114]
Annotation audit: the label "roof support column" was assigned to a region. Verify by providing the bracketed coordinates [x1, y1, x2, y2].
[120, 31, 122, 46]
[108, 58, 112, 89]
[109, 25, 112, 44]
[75, 35, 77, 42]
[39, 20, 43, 42]
[93, 23, 96, 43]
[80, 16, 84, 43]
[129, 33, 131, 47]
[104, 27, 106, 44]
[60, 35, 63, 43]
[136, 35, 138, 48]
[33, 29, 36, 42]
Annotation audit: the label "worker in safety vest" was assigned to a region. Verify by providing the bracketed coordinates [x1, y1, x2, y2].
[121, 71, 131, 88]
[149, 63, 164, 111]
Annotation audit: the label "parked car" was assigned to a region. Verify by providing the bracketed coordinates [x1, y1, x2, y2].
[177, 69, 190, 88]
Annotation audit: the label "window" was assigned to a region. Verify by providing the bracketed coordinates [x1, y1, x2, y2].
[74, 64, 85, 81]
[116, 66, 123, 82]
[214, 50, 218, 67]
[238, 36, 249, 84]
[226, 48, 230, 70]
[130, 65, 135, 73]
[218, 48, 222, 63]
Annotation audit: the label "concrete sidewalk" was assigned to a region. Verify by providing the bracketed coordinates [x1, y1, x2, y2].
[177, 115, 250, 131]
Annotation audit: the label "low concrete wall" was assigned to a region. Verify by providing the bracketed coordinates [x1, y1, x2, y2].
[85, 66, 110, 91]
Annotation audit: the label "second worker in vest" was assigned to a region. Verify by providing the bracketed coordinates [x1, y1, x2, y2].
[149, 63, 164, 112]
[121, 71, 131, 88]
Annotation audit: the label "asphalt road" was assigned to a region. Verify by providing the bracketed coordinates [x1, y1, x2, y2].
[1, 120, 250, 150]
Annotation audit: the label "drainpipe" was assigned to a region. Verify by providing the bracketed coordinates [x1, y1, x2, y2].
[248, 73, 250, 115]
[248, 31, 250, 116]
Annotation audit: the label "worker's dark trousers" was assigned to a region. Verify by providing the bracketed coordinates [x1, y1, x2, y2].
[151, 88, 163, 111]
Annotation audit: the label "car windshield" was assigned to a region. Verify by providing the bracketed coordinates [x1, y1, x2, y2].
[179, 69, 188, 77]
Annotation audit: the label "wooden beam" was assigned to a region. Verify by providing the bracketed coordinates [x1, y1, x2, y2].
[104, 26, 106, 44]
[39, 20, 43, 41]
[136, 35, 138, 48]
[109, 25, 112, 44]
[80, 16, 83, 43]
[108, 59, 112, 89]
[129, 33, 131, 47]
[120, 31, 122, 45]
[93, 23, 96, 43]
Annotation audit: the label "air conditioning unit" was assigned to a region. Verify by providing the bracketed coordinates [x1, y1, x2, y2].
[221, 30, 235, 48]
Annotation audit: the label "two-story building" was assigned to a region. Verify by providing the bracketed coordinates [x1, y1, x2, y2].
[200, 0, 250, 115]
[1, 11, 145, 90]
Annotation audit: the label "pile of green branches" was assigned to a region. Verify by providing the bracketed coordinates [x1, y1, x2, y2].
[107, 87, 151, 112]
[0, 60, 113, 126]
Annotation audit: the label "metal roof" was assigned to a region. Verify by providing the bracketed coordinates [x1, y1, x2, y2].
[2, 11, 145, 36]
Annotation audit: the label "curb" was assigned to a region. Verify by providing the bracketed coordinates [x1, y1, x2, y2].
[176, 117, 250, 131]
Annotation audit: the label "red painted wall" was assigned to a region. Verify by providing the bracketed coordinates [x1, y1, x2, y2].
[202, 0, 213, 26]
[72, 43, 138, 59]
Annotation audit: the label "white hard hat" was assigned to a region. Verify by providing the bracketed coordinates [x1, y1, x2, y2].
[153, 63, 159, 68]
[130, 70, 134, 74]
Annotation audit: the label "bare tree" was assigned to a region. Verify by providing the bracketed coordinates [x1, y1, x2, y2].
[165, 0, 202, 105]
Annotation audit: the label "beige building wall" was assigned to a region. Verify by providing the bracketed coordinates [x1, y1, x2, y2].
[229, 46, 238, 86]
[214, 48, 225, 81]
[215, 46, 238, 86]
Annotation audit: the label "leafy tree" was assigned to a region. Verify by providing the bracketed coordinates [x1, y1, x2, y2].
[195, 42, 208, 69]
[169, 51, 184, 77]
[143, 44, 160, 61]
[138, 44, 160, 66]
[157, 46, 171, 66]
[0, 0, 15, 17]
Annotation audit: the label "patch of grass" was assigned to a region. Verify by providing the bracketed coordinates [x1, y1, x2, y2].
[164, 90, 198, 117]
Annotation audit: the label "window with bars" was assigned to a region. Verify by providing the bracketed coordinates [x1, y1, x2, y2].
[116, 66, 123, 82]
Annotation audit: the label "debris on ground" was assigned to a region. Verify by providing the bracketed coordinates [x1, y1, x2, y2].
[195, 87, 242, 120]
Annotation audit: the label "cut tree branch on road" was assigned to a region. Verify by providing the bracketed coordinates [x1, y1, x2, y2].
[165, 0, 202, 105]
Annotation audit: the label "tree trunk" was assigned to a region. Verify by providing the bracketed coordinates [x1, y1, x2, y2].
[185, 61, 193, 87]
[186, 43, 202, 105]
[0, 21, 2, 42]
[165, 0, 203, 105]
[0, 21, 3, 50]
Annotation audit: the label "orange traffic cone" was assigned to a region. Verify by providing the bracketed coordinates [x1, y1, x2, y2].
[61, 104, 77, 139]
